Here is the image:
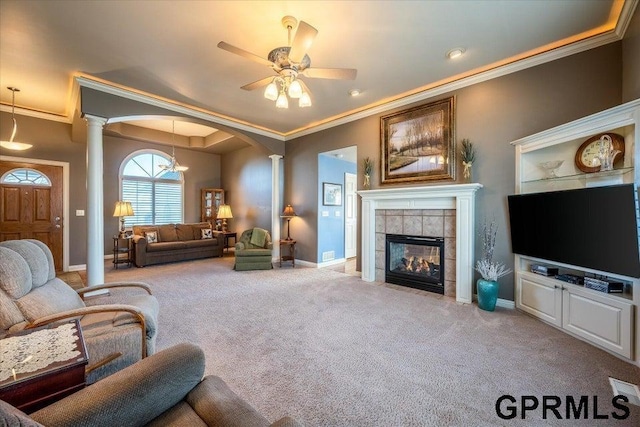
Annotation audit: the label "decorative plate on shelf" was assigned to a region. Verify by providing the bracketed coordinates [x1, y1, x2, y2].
[574, 132, 625, 173]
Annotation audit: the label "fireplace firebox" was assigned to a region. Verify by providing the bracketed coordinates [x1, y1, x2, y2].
[385, 234, 445, 294]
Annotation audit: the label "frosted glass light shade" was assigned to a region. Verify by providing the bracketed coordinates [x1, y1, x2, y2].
[276, 92, 289, 108]
[288, 80, 302, 98]
[299, 91, 312, 107]
[264, 82, 278, 101]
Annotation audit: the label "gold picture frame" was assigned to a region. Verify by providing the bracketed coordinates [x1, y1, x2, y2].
[381, 97, 456, 184]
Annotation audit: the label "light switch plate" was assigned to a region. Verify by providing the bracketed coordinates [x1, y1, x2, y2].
[76, 210, 85, 216]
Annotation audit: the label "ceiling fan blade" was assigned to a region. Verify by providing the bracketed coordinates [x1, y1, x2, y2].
[217, 41, 274, 67]
[302, 67, 357, 80]
[241, 76, 274, 91]
[288, 21, 318, 63]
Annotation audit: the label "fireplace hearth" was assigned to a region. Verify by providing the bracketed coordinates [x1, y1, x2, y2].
[385, 234, 445, 294]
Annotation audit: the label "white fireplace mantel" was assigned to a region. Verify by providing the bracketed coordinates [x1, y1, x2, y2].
[358, 183, 483, 304]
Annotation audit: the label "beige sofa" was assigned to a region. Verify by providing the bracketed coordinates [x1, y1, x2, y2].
[132, 223, 224, 267]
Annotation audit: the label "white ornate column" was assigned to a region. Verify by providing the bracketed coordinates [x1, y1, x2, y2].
[270, 154, 283, 260]
[85, 114, 107, 287]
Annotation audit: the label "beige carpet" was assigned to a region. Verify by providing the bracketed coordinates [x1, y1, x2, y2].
[104, 257, 640, 426]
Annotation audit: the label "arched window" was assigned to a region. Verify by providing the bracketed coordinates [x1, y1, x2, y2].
[1, 168, 52, 186]
[120, 150, 184, 227]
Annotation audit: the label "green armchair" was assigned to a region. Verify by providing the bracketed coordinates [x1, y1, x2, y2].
[234, 228, 273, 271]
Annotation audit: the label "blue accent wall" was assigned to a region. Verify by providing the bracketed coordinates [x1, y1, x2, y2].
[317, 155, 356, 263]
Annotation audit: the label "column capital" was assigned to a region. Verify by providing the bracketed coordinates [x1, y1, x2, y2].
[269, 154, 283, 161]
[83, 114, 108, 126]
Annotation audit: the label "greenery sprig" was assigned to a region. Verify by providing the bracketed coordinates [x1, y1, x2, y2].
[363, 157, 373, 176]
[461, 139, 475, 163]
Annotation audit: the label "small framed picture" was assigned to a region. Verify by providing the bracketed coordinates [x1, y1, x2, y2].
[323, 182, 342, 206]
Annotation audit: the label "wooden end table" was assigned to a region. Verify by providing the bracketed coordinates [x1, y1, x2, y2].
[280, 239, 296, 267]
[0, 319, 88, 413]
[113, 235, 133, 268]
[221, 231, 237, 253]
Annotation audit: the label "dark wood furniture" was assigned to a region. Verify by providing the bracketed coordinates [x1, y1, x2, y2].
[0, 319, 88, 413]
[113, 235, 133, 268]
[221, 231, 237, 253]
[279, 239, 296, 267]
[201, 188, 225, 225]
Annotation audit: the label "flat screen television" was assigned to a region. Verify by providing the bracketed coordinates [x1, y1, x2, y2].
[507, 184, 640, 278]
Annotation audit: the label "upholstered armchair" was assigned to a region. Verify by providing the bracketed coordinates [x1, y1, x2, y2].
[234, 227, 274, 271]
[0, 239, 159, 384]
[2, 343, 302, 427]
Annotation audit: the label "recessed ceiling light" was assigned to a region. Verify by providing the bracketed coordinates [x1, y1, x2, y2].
[447, 48, 465, 59]
[349, 89, 361, 97]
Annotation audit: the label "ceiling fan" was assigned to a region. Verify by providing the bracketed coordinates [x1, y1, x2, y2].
[217, 16, 357, 108]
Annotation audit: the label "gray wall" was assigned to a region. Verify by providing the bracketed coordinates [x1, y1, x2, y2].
[220, 145, 275, 235]
[284, 41, 623, 301]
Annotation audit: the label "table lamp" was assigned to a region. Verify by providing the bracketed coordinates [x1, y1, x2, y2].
[113, 201, 134, 237]
[281, 204, 296, 240]
[217, 204, 233, 232]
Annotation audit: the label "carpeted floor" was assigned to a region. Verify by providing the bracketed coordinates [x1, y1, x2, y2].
[102, 257, 640, 426]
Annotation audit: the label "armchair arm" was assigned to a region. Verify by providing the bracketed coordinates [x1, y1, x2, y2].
[235, 242, 247, 251]
[76, 281, 152, 296]
[31, 343, 205, 427]
[27, 305, 147, 358]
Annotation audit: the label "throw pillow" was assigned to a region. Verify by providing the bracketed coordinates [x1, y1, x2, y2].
[145, 231, 158, 243]
[201, 228, 213, 239]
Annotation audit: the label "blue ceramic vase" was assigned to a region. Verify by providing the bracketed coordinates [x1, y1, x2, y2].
[477, 278, 499, 311]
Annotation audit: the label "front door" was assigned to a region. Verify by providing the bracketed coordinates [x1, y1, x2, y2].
[0, 161, 64, 271]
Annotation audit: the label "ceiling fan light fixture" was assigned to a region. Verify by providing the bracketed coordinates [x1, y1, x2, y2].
[299, 91, 312, 108]
[288, 79, 302, 98]
[264, 81, 279, 101]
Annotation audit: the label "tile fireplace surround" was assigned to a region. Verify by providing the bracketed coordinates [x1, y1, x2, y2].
[359, 184, 483, 304]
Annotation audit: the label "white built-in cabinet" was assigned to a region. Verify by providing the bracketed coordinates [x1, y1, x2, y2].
[511, 99, 640, 364]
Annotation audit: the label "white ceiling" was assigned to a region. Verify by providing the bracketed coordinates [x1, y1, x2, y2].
[0, 0, 635, 150]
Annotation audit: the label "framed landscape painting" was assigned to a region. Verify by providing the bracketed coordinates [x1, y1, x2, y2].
[380, 97, 456, 184]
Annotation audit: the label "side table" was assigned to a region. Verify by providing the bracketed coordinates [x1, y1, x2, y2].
[113, 235, 133, 268]
[279, 239, 296, 267]
[221, 231, 237, 253]
[0, 319, 88, 413]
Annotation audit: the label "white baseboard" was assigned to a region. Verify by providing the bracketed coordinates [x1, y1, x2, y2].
[496, 298, 515, 309]
[473, 294, 515, 309]
[295, 259, 317, 268]
[317, 258, 347, 268]
[68, 264, 86, 272]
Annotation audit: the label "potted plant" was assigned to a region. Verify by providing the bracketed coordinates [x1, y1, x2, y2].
[475, 219, 511, 311]
[363, 157, 373, 189]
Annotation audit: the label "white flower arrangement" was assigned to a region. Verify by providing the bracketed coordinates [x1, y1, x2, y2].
[475, 219, 512, 281]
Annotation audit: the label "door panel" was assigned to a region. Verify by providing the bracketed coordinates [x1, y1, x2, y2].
[0, 162, 64, 271]
[344, 172, 357, 259]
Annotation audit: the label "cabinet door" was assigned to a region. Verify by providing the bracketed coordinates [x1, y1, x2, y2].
[516, 272, 562, 327]
[562, 286, 632, 359]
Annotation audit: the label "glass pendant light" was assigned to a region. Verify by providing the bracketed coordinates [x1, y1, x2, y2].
[0, 87, 32, 151]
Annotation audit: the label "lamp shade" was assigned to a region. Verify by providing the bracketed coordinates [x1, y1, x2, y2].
[113, 201, 134, 217]
[217, 204, 233, 219]
[281, 204, 296, 217]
